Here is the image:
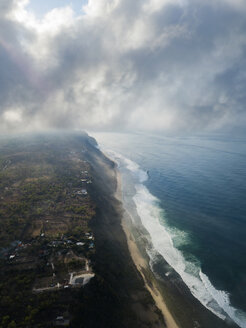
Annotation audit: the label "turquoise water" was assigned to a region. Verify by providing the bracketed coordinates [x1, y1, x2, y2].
[92, 132, 246, 327]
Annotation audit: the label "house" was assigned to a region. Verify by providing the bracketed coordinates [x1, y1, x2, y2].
[76, 242, 85, 246]
[54, 316, 70, 327]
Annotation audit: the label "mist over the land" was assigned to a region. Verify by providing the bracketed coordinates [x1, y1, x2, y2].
[1, 0, 246, 134]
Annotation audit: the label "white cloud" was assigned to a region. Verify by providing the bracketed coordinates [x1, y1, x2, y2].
[3, 108, 23, 125]
[1, 0, 246, 133]
[83, 0, 120, 17]
[143, 0, 187, 14]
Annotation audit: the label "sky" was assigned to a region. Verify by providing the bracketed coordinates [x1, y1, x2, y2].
[1, 0, 246, 134]
[27, 0, 87, 17]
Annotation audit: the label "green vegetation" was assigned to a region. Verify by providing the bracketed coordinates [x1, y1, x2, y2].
[0, 133, 96, 327]
[0, 133, 160, 328]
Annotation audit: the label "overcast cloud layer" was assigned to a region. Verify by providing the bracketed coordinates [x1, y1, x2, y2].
[1, 0, 246, 133]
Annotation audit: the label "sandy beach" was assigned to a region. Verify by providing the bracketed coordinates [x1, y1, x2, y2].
[122, 219, 179, 328]
[115, 171, 179, 328]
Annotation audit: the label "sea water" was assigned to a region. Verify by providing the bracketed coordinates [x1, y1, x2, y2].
[92, 132, 246, 328]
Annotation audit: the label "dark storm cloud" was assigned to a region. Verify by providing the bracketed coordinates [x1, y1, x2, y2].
[1, 0, 246, 133]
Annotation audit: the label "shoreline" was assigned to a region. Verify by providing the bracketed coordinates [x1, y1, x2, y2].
[85, 141, 167, 327]
[115, 169, 179, 328]
[103, 146, 239, 328]
[89, 138, 239, 328]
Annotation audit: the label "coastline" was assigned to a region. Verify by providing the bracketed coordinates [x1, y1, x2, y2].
[84, 140, 167, 327]
[100, 144, 240, 328]
[0, 131, 241, 327]
[115, 169, 179, 328]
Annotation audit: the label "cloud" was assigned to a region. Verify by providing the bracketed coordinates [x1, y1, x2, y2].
[0, 0, 246, 133]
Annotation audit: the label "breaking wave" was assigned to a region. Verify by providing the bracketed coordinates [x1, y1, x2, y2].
[105, 149, 246, 328]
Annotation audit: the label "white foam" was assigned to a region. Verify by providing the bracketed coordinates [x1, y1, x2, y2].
[106, 149, 148, 183]
[133, 183, 228, 320]
[106, 150, 246, 328]
[200, 271, 246, 327]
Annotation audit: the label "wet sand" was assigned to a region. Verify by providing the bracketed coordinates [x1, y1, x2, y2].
[122, 218, 179, 328]
[116, 170, 179, 328]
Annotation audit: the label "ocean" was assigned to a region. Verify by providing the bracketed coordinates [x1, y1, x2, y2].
[92, 132, 246, 328]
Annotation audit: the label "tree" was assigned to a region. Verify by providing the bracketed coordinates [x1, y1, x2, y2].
[1, 316, 10, 326]
[7, 321, 17, 328]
